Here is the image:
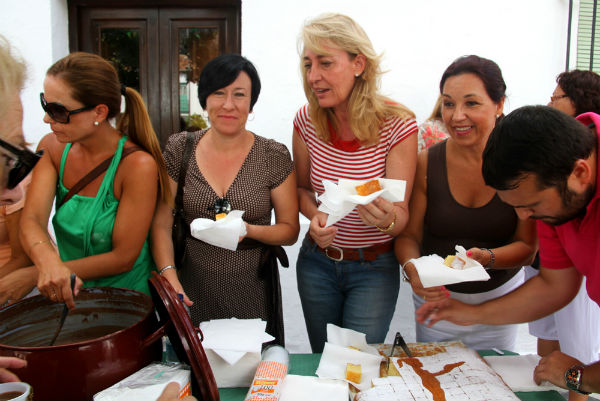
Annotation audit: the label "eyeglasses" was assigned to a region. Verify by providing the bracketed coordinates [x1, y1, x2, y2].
[550, 94, 569, 103]
[0, 137, 43, 189]
[208, 197, 232, 215]
[40, 93, 95, 124]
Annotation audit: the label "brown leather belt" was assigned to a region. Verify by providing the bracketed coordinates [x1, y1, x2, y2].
[308, 235, 393, 262]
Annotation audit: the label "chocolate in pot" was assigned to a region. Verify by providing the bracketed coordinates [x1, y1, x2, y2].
[0, 287, 163, 401]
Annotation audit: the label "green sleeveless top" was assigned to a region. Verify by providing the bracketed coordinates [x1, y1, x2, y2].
[52, 136, 154, 295]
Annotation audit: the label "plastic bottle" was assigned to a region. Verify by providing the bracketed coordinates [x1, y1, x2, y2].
[244, 345, 289, 401]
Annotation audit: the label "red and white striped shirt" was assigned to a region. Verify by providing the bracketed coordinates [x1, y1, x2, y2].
[294, 104, 417, 248]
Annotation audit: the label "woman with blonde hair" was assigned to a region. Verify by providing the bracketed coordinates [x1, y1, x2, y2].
[20, 52, 170, 308]
[293, 13, 417, 352]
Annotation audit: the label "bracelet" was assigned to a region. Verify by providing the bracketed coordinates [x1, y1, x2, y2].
[482, 248, 495, 269]
[376, 212, 396, 233]
[401, 259, 414, 282]
[30, 239, 51, 249]
[159, 265, 175, 275]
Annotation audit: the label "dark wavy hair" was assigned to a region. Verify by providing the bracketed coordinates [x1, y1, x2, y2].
[440, 55, 506, 104]
[557, 70, 600, 116]
[197, 54, 261, 111]
[482, 105, 596, 191]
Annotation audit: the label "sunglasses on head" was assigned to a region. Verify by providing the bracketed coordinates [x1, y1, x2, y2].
[40, 93, 95, 124]
[0, 137, 43, 189]
[208, 197, 232, 215]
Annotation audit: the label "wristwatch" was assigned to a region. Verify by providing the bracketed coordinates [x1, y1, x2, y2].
[565, 364, 590, 394]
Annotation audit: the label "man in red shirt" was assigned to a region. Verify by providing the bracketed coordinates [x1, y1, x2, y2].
[417, 106, 600, 395]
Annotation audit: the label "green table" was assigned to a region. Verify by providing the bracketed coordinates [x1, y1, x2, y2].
[219, 352, 565, 401]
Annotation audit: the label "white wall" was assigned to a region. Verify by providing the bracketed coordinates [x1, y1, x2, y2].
[242, 0, 572, 152]
[0, 0, 69, 147]
[1, 0, 572, 152]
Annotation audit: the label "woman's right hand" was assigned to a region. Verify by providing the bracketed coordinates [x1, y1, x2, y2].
[404, 262, 449, 302]
[37, 262, 82, 309]
[162, 269, 193, 307]
[309, 212, 337, 248]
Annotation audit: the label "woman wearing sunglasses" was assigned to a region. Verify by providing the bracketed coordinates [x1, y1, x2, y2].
[151, 54, 299, 344]
[19, 52, 170, 309]
[0, 36, 44, 307]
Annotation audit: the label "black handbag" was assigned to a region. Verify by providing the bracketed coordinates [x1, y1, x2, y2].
[172, 131, 195, 269]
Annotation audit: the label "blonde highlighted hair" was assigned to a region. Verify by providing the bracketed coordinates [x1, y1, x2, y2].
[299, 13, 414, 146]
[47, 52, 171, 203]
[0, 35, 26, 123]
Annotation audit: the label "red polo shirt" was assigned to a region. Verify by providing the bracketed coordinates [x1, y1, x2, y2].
[537, 112, 600, 305]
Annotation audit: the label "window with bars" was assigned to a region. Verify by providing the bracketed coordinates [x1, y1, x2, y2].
[577, 0, 600, 72]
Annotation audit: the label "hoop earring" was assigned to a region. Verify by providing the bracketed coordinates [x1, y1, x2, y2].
[248, 111, 255, 122]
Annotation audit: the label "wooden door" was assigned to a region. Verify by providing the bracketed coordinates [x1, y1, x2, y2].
[69, 1, 240, 147]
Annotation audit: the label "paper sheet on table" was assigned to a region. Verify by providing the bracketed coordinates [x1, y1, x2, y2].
[316, 342, 383, 392]
[484, 354, 562, 392]
[317, 178, 406, 227]
[409, 245, 490, 288]
[326, 323, 380, 356]
[190, 210, 247, 251]
[280, 374, 348, 401]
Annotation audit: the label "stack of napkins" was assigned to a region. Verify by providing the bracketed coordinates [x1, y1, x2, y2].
[315, 324, 384, 392]
[200, 318, 274, 387]
[93, 362, 191, 401]
[190, 210, 247, 251]
[407, 245, 490, 288]
[318, 178, 406, 227]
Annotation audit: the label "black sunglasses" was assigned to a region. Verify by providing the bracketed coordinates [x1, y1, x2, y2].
[40, 93, 95, 124]
[207, 197, 232, 215]
[0, 137, 43, 189]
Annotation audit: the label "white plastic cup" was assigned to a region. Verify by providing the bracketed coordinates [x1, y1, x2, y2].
[0, 382, 32, 401]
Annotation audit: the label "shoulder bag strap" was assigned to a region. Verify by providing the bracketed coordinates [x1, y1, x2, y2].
[58, 145, 143, 209]
[174, 132, 195, 216]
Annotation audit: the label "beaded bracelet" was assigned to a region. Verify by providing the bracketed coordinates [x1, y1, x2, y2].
[481, 248, 495, 269]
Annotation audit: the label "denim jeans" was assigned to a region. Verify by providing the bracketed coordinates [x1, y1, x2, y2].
[296, 237, 400, 353]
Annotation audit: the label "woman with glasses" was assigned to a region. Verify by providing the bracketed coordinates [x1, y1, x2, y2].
[294, 13, 417, 353]
[0, 36, 43, 307]
[151, 54, 299, 343]
[19, 52, 170, 309]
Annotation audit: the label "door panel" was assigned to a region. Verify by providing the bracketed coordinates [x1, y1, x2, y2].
[71, 4, 240, 147]
[159, 9, 235, 140]
[78, 8, 160, 138]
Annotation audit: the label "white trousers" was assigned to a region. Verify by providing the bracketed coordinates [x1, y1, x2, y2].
[413, 269, 525, 351]
[525, 265, 600, 364]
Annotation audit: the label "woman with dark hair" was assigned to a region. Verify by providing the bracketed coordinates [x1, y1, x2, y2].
[20, 52, 170, 308]
[395, 55, 537, 350]
[550, 70, 600, 116]
[526, 69, 600, 401]
[151, 54, 299, 344]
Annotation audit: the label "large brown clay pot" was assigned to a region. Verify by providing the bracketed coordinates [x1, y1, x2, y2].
[0, 287, 163, 401]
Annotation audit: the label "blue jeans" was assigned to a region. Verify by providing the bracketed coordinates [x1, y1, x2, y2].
[296, 237, 400, 353]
